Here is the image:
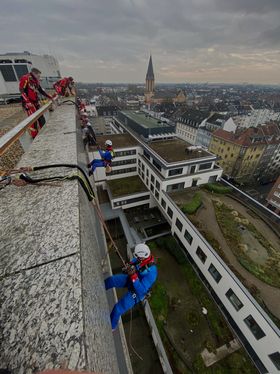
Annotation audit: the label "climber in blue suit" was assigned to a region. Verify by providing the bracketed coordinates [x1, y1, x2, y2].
[88, 139, 114, 175]
[105, 243, 157, 331]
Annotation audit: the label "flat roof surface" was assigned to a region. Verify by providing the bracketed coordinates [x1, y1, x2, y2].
[148, 139, 213, 163]
[121, 110, 171, 129]
[107, 175, 148, 198]
[90, 133, 139, 150]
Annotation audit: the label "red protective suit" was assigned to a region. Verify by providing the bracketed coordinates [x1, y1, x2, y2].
[53, 77, 74, 96]
[19, 73, 52, 138]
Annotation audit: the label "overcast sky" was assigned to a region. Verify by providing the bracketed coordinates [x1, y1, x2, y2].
[1, 0, 280, 84]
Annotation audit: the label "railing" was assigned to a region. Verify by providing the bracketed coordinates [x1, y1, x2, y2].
[0, 100, 54, 157]
[221, 178, 280, 223]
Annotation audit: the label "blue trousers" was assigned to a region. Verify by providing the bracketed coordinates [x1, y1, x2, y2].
[105, 274, 140, 330]
[90, 159, 105, 172]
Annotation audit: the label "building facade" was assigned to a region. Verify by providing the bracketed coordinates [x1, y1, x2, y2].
[176, 109, 209, 145]
[209, 128, 268, 183]
[0, 51, 61, 95]
[266, 176, 280, 214]
[196, 113, 237, 149]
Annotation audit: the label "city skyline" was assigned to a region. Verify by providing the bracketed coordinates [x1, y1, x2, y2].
[0, 0, 280, 84]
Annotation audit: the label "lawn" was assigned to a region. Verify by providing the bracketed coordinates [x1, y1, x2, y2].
[107, 175, 147, 198]
[148, 236, 257, 373]
[214, 202, 280, 288]
[203, 182, 232, 194]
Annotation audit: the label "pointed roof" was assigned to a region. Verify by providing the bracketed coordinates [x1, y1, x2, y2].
[146, 55, 154, 80]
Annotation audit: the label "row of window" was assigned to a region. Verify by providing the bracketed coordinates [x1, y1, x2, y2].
[113, 194, 150, 207]
[107, 167, 137, 176]
[112, 158, 136, 166]
[115, 150, 136, 157]
[0, 64, 28, 82]
[160, 199, 279, 361]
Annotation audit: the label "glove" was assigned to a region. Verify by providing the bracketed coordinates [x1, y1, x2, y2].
[25, 102, 34, 110]
[122, 263, 136, 275]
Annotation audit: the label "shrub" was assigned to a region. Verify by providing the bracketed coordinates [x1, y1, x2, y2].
[204, 183, 232, 194]
[156, 236, 186, 264]
[181, 192, 202, 215]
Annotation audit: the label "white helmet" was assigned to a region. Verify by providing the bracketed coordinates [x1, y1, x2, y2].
[134, 243, 150, 259]
[105, 139, 112, 146]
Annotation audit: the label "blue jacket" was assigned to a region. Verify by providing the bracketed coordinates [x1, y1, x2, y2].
[130, 257, 157, 300]
[98, 149, 113, 162]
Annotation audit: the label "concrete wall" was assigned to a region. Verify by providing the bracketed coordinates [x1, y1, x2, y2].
[0, 104, 123, 373]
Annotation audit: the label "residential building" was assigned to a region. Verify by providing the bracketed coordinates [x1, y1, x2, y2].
[209, 127, 268, 183]
[196, 113, 237, 149]
[254, 122, 280, 183]
[266, 176, 280, 214]
[0, 51, 61, 95]
[176, 109, 209, 145]
[234, 106, 280, 128]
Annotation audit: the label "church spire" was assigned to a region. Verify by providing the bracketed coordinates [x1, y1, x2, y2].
[146, 55, 154, 80]
[145, 55, 155, 94]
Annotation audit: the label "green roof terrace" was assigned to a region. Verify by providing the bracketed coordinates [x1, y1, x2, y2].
[107, 175, 148, 198]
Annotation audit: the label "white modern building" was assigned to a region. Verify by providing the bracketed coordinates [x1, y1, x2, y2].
[234, 107, 280, 128]
[0, 51, 61, 96]
[88, 123, 280, 373]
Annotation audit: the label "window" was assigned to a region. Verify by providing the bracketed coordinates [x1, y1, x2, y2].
[0, 65, 17, 81]
[184, 229, 193, 245]
[167, 207, 173, 218]
[150, 184, 154, 193]
[151, 175, 155, 183]
[161, 199, 166, 209]
[168, 168, 183, 176]
[199, 163, 212, 171]
[190, 165, 196, 174]
[226, 289, 244, 311]
[138, 159, 141, 165]
[156, 180, 160, 190]
[143, 150, 150, 160]
[208, 264, 222, 283]
[153, 159, 162, 171]
[196, 247, 207, 263]
[269, 352, 280, 370]
[14, 64, 29, 79]
[166, 182, 184, 192]
[244, 315, 266, 340]
[175, 219, 183, 231]
[155, 190, 159, 200]
[141, 163, 145, 171]
[146, 169, 149, 177]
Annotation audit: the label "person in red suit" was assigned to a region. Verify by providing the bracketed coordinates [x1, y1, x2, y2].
[53, 77, 75, 96]
[19, 67, 53, 138]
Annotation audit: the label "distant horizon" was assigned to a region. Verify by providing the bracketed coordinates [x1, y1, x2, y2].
[77, 81, 280, 87]
[1, 1, 279, 84]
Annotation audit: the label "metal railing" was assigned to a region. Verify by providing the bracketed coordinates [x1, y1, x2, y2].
[0, 100, 54, 157]
[221, 178, 280, 223]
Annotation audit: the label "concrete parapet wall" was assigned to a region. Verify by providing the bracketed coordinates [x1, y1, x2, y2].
[0, 104, 120, 373]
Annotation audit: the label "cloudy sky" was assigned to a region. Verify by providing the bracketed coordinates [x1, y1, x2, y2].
[1, 0, 280, 83]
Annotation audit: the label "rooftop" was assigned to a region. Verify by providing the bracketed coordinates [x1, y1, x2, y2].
[121, 110, 171, 129]
[148, 139, 213, 163]
[93, 133, 139, 149]
[107, 175, 148, 198]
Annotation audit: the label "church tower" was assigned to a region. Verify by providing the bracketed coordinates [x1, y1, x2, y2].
[145, 55, 155, 94]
